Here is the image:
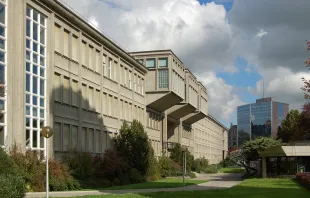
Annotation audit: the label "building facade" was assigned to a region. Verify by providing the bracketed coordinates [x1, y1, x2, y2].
[1, 0, 228, 163]
[237, 97, 289, 147]
[228, 123, 237, 151]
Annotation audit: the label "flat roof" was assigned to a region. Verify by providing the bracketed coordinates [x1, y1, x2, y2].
[259, 145, 310, 157]
[207, 114, 228, 131]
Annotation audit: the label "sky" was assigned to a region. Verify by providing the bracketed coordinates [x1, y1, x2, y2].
[60, 0, 310, 127]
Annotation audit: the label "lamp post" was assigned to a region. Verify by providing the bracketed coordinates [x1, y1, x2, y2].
[41, 126, 54, 198]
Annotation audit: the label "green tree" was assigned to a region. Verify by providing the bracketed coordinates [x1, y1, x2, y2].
[169, 143, 194, 171]
[277, 110, 300, 142]
[114, 120, 153, 175]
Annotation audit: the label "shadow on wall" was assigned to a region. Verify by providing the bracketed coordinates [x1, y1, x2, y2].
[49, 85, 112, 159]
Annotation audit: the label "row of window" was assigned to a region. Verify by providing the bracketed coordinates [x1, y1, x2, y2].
[146, 111, 161, 130]
[189, 86, 198, 107]
[0, 0, 6, 146]
[172, 70, 185, 98]
[137, 57, 168, 69]
[120, 65, 144, 95]
[53, 122, 115, 153]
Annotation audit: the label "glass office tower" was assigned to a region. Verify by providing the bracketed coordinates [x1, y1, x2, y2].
[237, 97, 289, 147]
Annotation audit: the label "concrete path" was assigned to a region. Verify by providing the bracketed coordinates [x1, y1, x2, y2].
[25, 173, 243, 198]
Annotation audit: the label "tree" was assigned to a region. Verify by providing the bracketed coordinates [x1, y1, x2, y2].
[169, 143, 194, 172]
[114, 120, 153, 175]
[301, 40, 310, 99]
[277, 110, 301, 142]
[277, 109, 310, 142]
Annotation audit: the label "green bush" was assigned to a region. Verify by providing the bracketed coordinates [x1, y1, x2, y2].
[112, 178, 121, 186]
[0, 147, 19, 175]
[169, 143, 194, 172]
[62, 150, 95, 179]
[158, 155, 174, 177]
[99, 149, 129, 180]
[146, 152, 161, 181]
[130, 168, 145, 183]
[114, 120, 154, 175]
[187, 171, 196, 178]
[0, 174, 26, 198]
[204, 165, 218, 173]
[192, 157, 209, 173]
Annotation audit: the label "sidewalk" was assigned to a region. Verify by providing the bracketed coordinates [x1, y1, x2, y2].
[25, 173, 243, 198]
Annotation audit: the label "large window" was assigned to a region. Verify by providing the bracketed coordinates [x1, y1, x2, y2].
[146, 58, 155, 68]
[0, 0, 6, 146]
[158, 58, 168, 68]
[25, 6, 47, 150]
[158, 70, 168, 88]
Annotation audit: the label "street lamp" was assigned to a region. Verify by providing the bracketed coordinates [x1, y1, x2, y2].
[41, 126, 54, 198]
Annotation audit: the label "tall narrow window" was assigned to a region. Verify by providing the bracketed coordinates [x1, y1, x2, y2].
[124, 68, 127, 87]
[88, 45, 93, 70]
[129, 71, 132, 89]
[108, 95, 112, 116]
[141, 79, 144, 95]
[81, 41, 87, 66]
[63, 76, 70, 104]
[54, 24, 61, 52]
[87, 128, 94, 152]
[114, 61, 118, 81]
[72, 35, 78, 61]
[134, 74, 137, 92]
[71, 80, 79, 106]
[88, 87, 94, 110]
[114, 97, 118, 117]
[95, 130, 100, 153]
[81, 84, 87, 109]
[102, 92, 107, 115]
[81, 127, 87, 151]
[137, 77, 140, 94]
[26, 7, 47, 150]
[96, 50, 100, 73]
[71, 125, 78, 149]
[63, 124, 70, 151]
[54, 73, 61, 102]
[63, 29, 70, 57]
[95, 90, 100, 113]
[103, 55, 106, 76]
[53, 122, 61, 151]
[108, 58, 112, 79]
[158, 70, 168, 88]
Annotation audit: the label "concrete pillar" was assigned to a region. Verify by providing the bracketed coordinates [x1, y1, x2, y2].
[162, 112, 167, 153]
[262, 157, 267, 178]
[178, 120, 182, 144]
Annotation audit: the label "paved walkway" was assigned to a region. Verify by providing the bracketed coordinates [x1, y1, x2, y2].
[25, 173, 243, 198]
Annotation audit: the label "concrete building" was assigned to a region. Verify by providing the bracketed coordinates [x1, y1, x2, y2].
[228, 123, 237, 151]
[1, 0, 227, 163]
[237, 97, 289, 147]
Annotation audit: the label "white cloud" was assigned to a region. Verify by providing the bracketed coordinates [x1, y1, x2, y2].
[255, 29, 267, 38]
[197, 72, 244, 121]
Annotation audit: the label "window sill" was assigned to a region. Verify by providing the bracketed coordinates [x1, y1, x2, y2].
[103, 76, 118, 84]
[120, 84, 132, 91]
[134, 91, 144, 96]
[82, 65, 101, 75]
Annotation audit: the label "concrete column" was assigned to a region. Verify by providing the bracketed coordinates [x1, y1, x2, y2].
[262, 157, 267, 178]
[162, 111, 167, 153]
[178, 120, 182, 144]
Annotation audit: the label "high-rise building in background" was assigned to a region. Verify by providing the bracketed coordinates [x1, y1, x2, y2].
[228, 123, 237, 151]
[237, 97, 289, 147]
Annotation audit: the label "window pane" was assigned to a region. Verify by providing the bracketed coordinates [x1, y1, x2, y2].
[32, 64, 38, 75]
[26, 129, 30, 147]
[32, 107, 37, 117]
[0, 39, 5, 50]
[26, 117, 30, 127]
[40, 46, 45, 56]
[33, 76, 37, 94]
[40, 98, 44, 107]
[26, 74, 30, 92]
[26, 106, 30, 115]
[26, 19, 31, 37]
[33, 53, 38, 64]
[40, 15, 45, 26]
[40, 26, 45, 45]
[40, 132, 44, 148]
[32, 130, 38, 148]
[0, 26, 4, 37]
[40, 57, 44, 66]
[64, 30, 69, 56]
[33, 119, 37, 128]
[26, 94, 30, 104]
[32, 96, 37, 106]
[26, 7, 31, 17]
[0, 51, 4, 62]
[40, 79, 44, 96]
[40, 67, 44, 77]
[33, 23, 38, 41]
[146, 58, 155, 68]
[158, 58, 168, 67]
[33, 10, 38, 22]
[0, 4, 5, 25]
[26, 39, 31, 49]
[33, 42, 38, 52]
[26, 51, 30, 61]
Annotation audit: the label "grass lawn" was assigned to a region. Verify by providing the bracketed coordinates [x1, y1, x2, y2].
[219, 167, 244, 173]
[85, 178, 208, 191]
[76, 178, 310, 198]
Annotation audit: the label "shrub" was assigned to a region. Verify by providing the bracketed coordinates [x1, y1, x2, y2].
[49, 159, 80, 191]
[158, 155, 174, 177]
[120, 173, 131, 185]
[62, 150, 95, 179]
[296, 172, 310, 190]
[146, 152, 161, 181]
[114, 120, 154, 175]
[99, 149, 129, 180]
[130, 168, 145, 183]
[187, 171, 196, 178]
[0, 147, 19, 175]
[112, 178, 121, 186]
[192, 157, 209, 173]
[0, 174, 26, 198]
[203, 165, 219, 173]
[169, 144, 194, 172]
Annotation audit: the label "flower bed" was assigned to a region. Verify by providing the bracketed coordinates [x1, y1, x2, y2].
[295, 172, 310, 191]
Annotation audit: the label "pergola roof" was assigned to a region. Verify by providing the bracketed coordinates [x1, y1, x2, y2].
[259, 145, 310, 157]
